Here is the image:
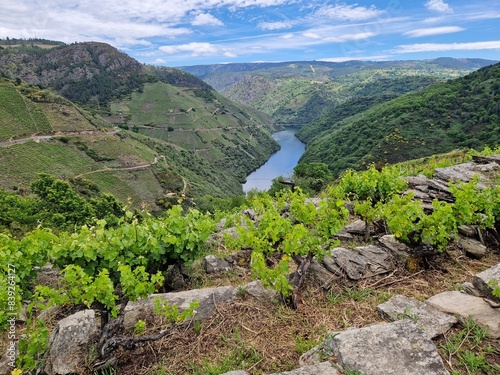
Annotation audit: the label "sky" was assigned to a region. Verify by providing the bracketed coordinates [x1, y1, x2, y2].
[1, 0, 499, 67]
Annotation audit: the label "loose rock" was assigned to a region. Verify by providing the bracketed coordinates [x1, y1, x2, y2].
[204, 255, 232, 274]
[472, 263, 500, 302]
[315, 320, 450, 375]
[44, 310, 99, 375]
[378, 234, 411, 261]
[123, 286, 236, 330]
[377, 294, 457, 339]
[459, 238, 487, 259]
[426, 291, 500, 338]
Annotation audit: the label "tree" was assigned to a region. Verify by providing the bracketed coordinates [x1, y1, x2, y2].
[30, 173, 95, 228]
[293, 162, 333, 193]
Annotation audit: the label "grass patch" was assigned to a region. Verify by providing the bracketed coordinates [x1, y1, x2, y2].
[439, 318, 500, 374]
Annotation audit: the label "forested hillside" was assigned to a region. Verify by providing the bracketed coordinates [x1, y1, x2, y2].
[300, 62, 500, 176]
[181, 59, 496, 126]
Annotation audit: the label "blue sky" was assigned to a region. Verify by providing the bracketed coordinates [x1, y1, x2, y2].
[1, 0, 499, 66]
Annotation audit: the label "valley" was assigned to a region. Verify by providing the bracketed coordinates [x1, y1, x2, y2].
[0, 38, 500, 375]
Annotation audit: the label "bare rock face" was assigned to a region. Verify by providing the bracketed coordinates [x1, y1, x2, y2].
[316, 320, 449, 375]
[377, 294, 457, 339]
[44, 310, 99, 375]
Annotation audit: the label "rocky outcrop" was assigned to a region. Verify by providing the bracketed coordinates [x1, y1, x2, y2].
[377, 294, 457, 339]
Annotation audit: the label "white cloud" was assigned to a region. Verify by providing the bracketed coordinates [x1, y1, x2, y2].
[0, 0, 287, 48]
[303, 32, 321, 39]
[404, 26, 464, 38]
[160, 42, 237, 58]
[314, 4, 384, 22]
[259, 21, 294, 31]
[425, 0, 453, 14]
[192, 13, 223, 26]
[395, 40, 500, 53]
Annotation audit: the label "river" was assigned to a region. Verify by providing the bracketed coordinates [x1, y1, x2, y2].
[242, 129, 305, 193]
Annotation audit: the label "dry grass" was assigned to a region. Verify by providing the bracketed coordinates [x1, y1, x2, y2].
[111, 247, 499, 375]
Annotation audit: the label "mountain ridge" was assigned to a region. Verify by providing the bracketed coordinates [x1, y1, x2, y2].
[299, 62, 500, 176]
[180, 58, 497, 126]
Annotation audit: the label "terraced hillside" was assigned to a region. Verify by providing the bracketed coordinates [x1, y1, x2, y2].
[0, 40, 280, 201]
[0, 78, 274, 206]
[108, 81, 278, 188]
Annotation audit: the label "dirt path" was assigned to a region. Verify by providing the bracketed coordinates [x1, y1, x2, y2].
[0, 129, 120, 148]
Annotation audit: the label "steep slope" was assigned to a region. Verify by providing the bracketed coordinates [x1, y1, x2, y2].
[299, 62, 500, 176]
[0, 41, 149, 106]
[107, 81, 278, 186]
[0, 76, 276, 206]
[181, 59, 496, 126]
[0, 40, 279, 199]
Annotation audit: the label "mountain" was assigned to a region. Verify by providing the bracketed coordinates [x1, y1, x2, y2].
[180, 59, 497, 127]
[299, 62, 500, 176]
[0, 41, 279, 203]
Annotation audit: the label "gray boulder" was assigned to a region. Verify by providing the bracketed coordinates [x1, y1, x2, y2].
[343, 219, 368, 235]
[44, 310, 99, 375]
[354, 245, 394, 276]
[240, 280, 278, 302]
[459, 238, 488, 259]
[377, 294, 457, 339]
[313, 320, 449, 375]
[204, 255, 232, 274]
[123, 286, 236, 330]
[219, 371, 250, 375]
[322, 246, 393, 281]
